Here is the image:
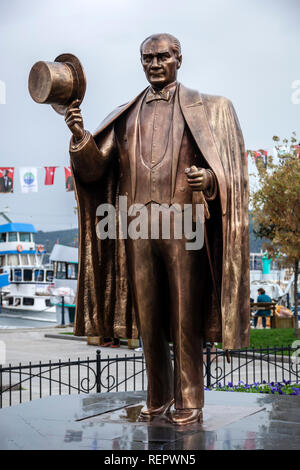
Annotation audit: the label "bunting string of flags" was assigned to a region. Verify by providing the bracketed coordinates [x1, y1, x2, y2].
[0, 166, 73, 194]
[245, 150, 269, 168]
[1, 145, 300, 194]
[44, 166, 57, 186]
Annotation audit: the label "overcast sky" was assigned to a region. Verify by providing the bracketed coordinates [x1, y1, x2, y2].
[0, 0, 299, 231]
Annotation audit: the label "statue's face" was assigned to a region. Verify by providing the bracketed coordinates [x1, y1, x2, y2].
[141, 38, 182, 90]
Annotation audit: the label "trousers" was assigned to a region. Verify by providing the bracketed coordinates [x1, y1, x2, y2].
[125, 215, 207, 409]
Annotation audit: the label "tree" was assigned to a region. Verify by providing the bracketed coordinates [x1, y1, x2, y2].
[250, 133, 300, 337]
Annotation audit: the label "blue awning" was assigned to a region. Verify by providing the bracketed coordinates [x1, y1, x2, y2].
[0, 273, 10, 288]
[0, 223, 37, 233]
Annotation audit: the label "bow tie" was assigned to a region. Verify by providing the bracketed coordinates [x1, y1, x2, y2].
[145, 89, 170, 104]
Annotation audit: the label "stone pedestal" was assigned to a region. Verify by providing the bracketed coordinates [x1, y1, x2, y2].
[0, 391, 299, 450]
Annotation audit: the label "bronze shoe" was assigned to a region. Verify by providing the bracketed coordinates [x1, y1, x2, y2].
[138, 398, 174, 422]
[170, 408, 203, 426]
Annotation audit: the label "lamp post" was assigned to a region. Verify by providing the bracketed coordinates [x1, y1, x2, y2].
[61, 295, 65, 326]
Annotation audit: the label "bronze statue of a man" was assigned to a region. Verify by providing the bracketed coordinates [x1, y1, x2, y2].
[66, 33, 250, 425]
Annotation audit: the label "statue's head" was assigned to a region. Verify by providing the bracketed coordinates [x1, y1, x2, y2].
[140, 33, 182, 90]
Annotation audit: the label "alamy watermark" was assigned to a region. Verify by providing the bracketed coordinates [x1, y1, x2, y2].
[0, 80, 6, 104]
[95, 196, 205, 250]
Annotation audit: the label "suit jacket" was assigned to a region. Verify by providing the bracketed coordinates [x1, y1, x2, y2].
[72, 86, 216, 207]
[70, 83, 250, 349]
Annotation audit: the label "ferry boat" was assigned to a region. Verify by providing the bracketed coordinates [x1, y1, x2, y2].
[0, 222, 56, 315]
[50, 244, 78, 324]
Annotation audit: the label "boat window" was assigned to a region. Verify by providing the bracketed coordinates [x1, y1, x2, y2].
[67, 263, 78, 280]
[14, 269, 22, 282]
[7, 254, 19, 266]
[45, 299, 51, 307]
[8, 297, 13, 305]
[56, 262, 67, 279]
[0, 233, 6, 243]
[251, 255, 262, 270]
[14, 298, 21, 306]
[46, 270, 54, 282]
[29, 254, 36, 265]
[23, 269, 33, 282]
[20, 232, 31, 242]
[23, 297, 34, 306]
[34, 269, 44, 282]
[0, 255, 4, 266]
[36, 254, 43, 266]
[8, 232, 18, 242]
[21, 254, 29, 265]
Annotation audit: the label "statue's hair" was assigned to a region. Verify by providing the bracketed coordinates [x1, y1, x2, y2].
[140, 33, 182, 58]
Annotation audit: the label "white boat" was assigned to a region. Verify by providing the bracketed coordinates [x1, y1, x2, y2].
[50, 244, 78, 325]
[0, 222, 56, 317]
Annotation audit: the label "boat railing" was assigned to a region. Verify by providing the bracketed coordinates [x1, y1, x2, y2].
[3, 266, 54, 284]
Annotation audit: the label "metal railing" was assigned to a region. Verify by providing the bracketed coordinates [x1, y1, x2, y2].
[0, 344, 299, 408]
[204, 344, 300, 388]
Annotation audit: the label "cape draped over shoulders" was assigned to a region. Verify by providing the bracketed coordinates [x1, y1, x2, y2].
[71, 83, 250, 349]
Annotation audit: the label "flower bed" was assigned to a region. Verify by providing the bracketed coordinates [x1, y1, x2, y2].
[206, 380, 300, 395]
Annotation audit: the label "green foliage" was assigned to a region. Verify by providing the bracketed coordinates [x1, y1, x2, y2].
[250, 134, 300, 264]
[250, 134, 300, 337]
[247, 328, 297, 349]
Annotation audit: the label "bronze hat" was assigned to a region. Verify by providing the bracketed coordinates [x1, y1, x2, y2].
[28, 53, 86, 115]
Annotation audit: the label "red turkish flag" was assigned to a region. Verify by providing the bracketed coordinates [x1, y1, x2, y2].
[44, 167, 57, 185]
[64, 167, 74, 192]
[0, 167, 14, 193]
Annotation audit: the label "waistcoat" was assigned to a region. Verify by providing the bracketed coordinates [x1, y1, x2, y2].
[116, 86, 208, 208]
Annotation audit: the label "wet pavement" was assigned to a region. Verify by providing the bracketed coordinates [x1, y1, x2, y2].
[0, 390, 299, 450]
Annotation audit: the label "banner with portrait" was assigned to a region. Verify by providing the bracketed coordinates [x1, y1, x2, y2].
[0, 167, 14, 193]
[64, 166, 74, 192]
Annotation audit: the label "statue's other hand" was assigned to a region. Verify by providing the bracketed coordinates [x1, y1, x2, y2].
[185, 166, 210, 192]
[65, 99, 85, 141]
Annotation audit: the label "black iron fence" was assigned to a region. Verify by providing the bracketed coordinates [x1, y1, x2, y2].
[0, 344, 299, 408]
[205, 344, 300, 388]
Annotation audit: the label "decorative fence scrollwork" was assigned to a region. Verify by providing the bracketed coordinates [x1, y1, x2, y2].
[0, 344, 299, 408]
